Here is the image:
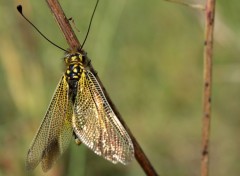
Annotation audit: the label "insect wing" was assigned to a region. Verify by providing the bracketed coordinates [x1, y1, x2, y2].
[73, 70, 134, 164]
[26, 76, 73, 172]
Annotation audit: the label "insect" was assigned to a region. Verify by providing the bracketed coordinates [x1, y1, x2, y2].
[17, 1, 134, 172]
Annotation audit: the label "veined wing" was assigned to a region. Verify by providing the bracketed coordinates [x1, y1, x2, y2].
[26, 75, 73, 172]
[73, 70, 134, 164]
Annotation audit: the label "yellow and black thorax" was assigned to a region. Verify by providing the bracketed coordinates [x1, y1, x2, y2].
[64, 52, 89, 81]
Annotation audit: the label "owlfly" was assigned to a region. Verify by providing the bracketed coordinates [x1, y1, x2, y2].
[17, 0, 134, 172]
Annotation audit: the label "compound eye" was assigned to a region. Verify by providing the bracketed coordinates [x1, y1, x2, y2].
[82, 55, 87, 64]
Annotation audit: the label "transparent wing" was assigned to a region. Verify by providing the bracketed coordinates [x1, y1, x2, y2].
[26, 75, 73, 172]
[73, 70, 134, 164]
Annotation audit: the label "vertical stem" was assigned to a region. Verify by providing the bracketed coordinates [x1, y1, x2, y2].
[201, 0, 216, 176]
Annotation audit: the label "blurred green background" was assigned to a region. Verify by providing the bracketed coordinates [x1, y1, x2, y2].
[0, 0, 240, 176]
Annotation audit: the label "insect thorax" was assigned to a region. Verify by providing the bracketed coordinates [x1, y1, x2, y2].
[64, 52, 88, 81]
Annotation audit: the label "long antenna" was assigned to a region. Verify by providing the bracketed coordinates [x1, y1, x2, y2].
[17, 5, 67, 52]
[80, 0, 99, 50]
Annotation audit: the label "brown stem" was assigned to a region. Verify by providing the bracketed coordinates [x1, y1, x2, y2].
[46, 0, 80, 49]
[45, 0, 158, 175]
[201, 0, 216, 176]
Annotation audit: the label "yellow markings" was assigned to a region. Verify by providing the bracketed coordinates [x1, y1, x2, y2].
[79, 56, 83, 62]
[71, 56, 77, 61]
[66, 70, 70, 74]
[73, 68, 78, 73]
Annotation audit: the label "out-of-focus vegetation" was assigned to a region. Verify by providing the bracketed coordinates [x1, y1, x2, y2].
[0, 0, 240, 176]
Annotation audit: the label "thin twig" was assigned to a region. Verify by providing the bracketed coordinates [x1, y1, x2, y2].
[201, 0, 216, 176]
[45, 0, 158, 175]
[46, 0, 80, 49]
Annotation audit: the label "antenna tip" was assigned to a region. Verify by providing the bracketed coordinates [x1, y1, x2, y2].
[17, 5, 23, 13]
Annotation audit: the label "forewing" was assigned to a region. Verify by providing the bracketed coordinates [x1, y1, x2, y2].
[73, 70, 134, 164]
[26, 76, 73, 172]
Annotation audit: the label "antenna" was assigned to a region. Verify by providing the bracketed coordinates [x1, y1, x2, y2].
[80, 0, 99, 50]
[17, 5, 67, 52]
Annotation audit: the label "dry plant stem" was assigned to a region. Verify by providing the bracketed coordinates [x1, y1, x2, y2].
[45, 0, 158, 175]
[46, 0, 80, 49]
[201, 0, 216, 176]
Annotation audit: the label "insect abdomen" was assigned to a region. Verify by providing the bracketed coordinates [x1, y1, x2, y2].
[65, 63, 82, 103]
